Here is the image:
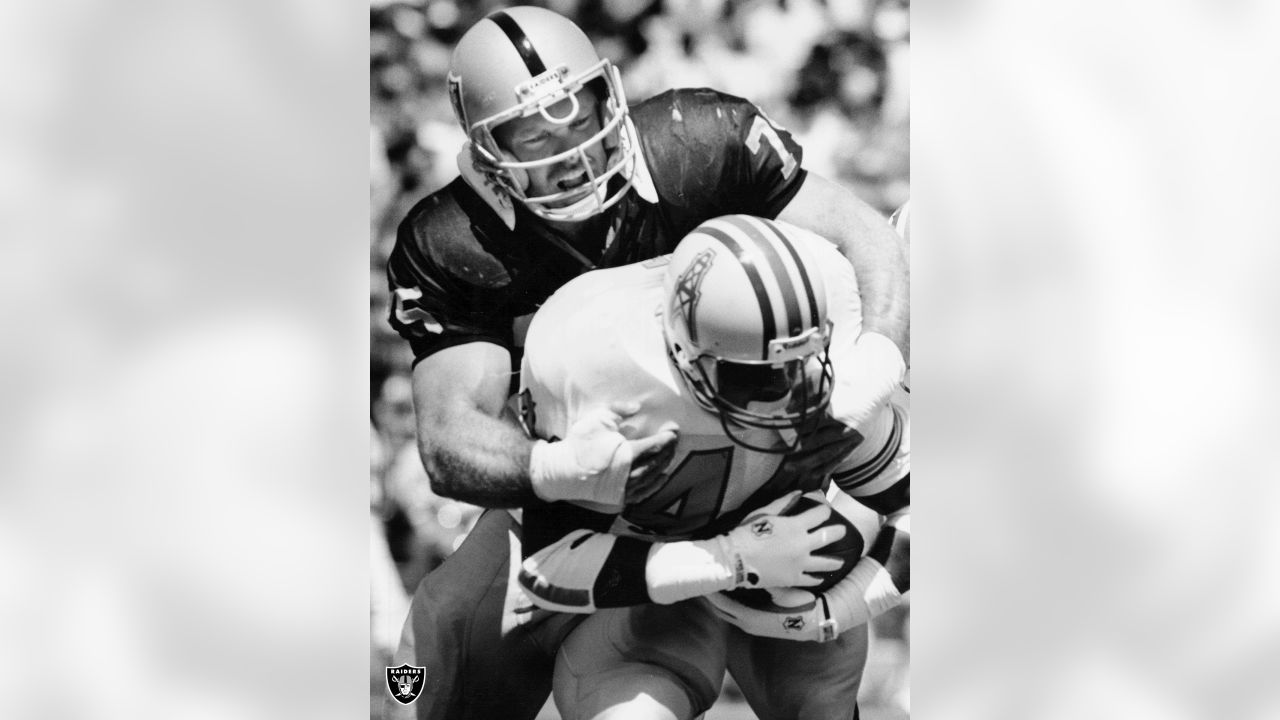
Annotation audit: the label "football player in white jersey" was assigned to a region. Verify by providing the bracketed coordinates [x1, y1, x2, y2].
[516, 215, 910, 720]
[386, 8, 908, 718]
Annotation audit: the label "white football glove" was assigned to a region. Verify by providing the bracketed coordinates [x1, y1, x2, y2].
[712, 491, 847, 590]
[644, 490, 847, 605]
[528, 405, 634, 505]
[707, 556, 903, 643]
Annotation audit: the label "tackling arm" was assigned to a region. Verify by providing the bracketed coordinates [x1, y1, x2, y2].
[414, 342, 681, 508]
[413, 342, 535, 507]
[776, 172, 910, 360]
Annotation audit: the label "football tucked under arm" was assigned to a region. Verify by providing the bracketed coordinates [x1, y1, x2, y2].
[707, 502, 909, 643]
[518, 491, 851, 613]
[706, 407, 911, 642]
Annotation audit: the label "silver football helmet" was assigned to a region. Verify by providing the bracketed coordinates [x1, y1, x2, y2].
[447, 7, 637, 222]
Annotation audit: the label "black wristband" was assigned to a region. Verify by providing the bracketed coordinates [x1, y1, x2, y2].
[592, 537, 654, 607]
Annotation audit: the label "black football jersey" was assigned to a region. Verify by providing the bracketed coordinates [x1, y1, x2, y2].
[386, 88, 808, 364]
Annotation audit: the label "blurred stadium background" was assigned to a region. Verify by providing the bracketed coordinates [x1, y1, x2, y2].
[369, 1, 909, 718]
[5, 0, 1276, 718]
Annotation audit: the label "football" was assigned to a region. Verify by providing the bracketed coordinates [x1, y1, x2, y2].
[722, 494, 866, 610]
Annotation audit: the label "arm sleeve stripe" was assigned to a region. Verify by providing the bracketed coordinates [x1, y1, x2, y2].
[833, 405, 903, 490]
[518, 567, 592, 610]
[592, 537, 654, 608]
[855, 473, 910, 515]
[849, 469, 907, 500]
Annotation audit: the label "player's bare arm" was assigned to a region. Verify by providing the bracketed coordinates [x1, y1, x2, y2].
[777, 172, 910, 361]
[414, 342, 678, 508]
[413, 342, 532, 506]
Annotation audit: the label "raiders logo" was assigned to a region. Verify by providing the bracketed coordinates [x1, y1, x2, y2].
[386, 664, 426, 705]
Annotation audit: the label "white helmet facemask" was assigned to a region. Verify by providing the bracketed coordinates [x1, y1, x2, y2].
[464, 61, 638, 223]
[673, 326, 835, 454]
[447, 8, 641, 224]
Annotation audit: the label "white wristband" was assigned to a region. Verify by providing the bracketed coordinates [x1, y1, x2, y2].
[644, 538, 738, 605]
[528, 437, 630, 505]
[822, 557, 903, 635]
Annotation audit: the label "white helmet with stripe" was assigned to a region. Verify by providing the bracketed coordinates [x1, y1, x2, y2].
[662, 215, 834, 450]
[447, 7, 637, 222]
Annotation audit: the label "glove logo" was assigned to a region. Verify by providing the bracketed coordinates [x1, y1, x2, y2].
[749, 519, 773, 537]
[783, 615, 805, 632]
[386, 664, 426, 705]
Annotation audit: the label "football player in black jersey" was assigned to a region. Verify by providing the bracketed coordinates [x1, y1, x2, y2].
[384, 7, 909, 719]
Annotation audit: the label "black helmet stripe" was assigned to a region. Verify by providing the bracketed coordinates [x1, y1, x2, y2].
[697, 226, 776, 359]
[489, 11, 547, 76]
[722, 216, 806, 335]
[753, 217, 820, 332]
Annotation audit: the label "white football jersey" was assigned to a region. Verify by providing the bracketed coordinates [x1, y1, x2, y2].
[519, 222, 904, 540]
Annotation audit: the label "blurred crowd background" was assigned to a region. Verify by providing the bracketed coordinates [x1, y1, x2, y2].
[7, 0, 1274, 719]
[369, 1, 909, 717]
